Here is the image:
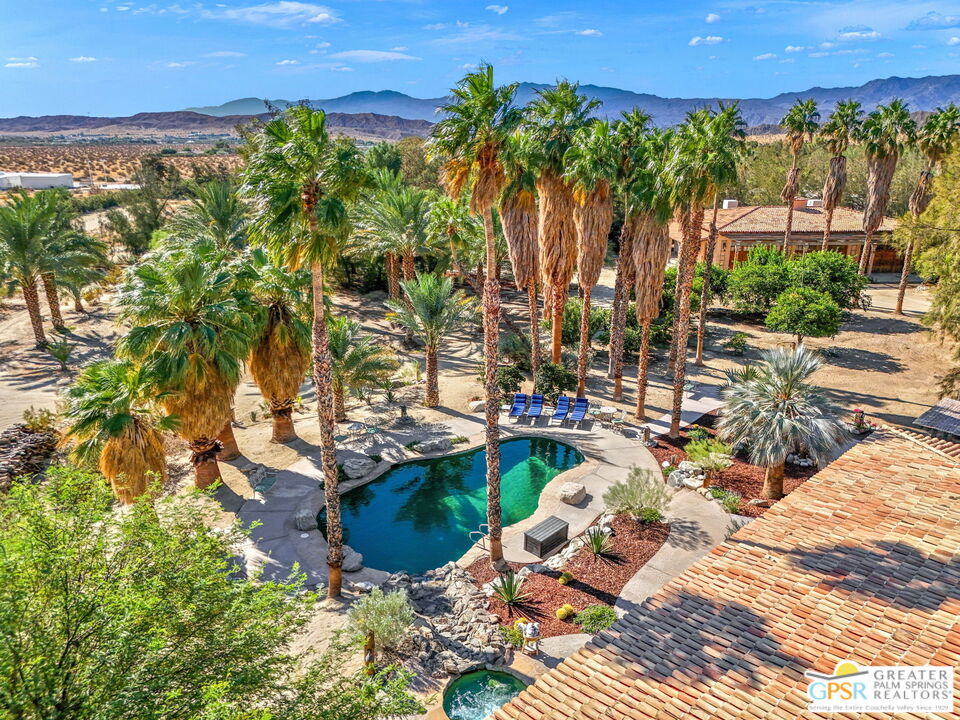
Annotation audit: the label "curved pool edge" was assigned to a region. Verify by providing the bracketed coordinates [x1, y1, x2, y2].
[423, 659, 544, 720]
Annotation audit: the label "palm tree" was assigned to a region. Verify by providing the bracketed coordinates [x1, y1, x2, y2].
[426, 194, 486, 294]
[896, 104, 960, 314]
[818, 100, 863, 252]
[241, 105, 368, 598]
[564, 120, 619, 396]
[243, 248, 312, 443]
[694, 103, 747, 366]
[116, 240, 254, 488]
[62, 359, 174, 504]
[859, 99, 916, 274]
[168, 177, 248, 250]
[779, 99, 820, 253]
[431, 63, 521, 569]
[522, 80, 599, 364]
[716, 346, 847, 500]
[328, 316, 397, 419]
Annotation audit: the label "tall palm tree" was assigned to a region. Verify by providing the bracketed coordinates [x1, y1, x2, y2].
[328, 316, 397, 419]
[859, 99, 916, 274]
[694, 103, 747, 366]
[564, 121, 619, 396]
[62, 358, 174, 504]
[818, 100, 863, 252]
[241, 106, 368, 598]
[431, 63, 521, 569]
[716, 346, 847, 500]
[779, 99, 820, 253]
[387, 273, 473, 407]
[896, 104, 960, 314]
[522, 80, 599, 364]
[168, 177, 249, 250]
[116, 240, 254, 489]
[243, 248, 312, 443]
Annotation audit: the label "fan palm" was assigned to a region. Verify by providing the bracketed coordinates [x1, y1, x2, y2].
[243, 248, 312, 443]
[716, 346, 847, 499]
[328, 316, 397, 419]
[818, 100, 863, 252]
[61, 359, 174, 504]
[694, 103, 747, 366]
[778, 99, 820, 253]
[430, 63, 521, 569]
[522, 80, 599, 364]
[116, 240, 254, 488]
[896, 104, 960, 313]
[167, 178, 248, 250]
[241, 105, 368, 597]
[858, 99, 916, 273]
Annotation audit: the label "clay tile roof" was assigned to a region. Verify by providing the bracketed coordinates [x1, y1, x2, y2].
[913, 398, 960, 438]
[494, 429, 960, 720]
[668, 205, 896, 241]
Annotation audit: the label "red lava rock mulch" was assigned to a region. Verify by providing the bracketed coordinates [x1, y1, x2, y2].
[647, 411, 819, 517]
[465, 514, 670, 638]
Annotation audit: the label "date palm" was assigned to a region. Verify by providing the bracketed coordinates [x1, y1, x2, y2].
[716, 346, 847, 499]
[818, 100, 863, 252]
[522, 80, 599, 364]
[328, 315, 397, 420]
[168, 177, 248, 250]
[241, 105, 368, 598]
[779, 99, 820, 253]
[243, 248, 312, 443]
[896, 104, 960, 314]
[431, 63, 521, 569]
[62, 359, 174, 504]
[859, 99, 916, 274]
[387, 273, 472, 408]
[428, 194, 486, 295]
[564, 120, 619, 396]
[116, 240, 254, 489]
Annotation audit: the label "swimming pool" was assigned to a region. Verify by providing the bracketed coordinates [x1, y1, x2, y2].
[319, 437, 584, 574]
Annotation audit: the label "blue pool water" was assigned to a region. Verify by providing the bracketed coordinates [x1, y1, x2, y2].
[319, 437, 583, 574]
[443, 670, 527, 720]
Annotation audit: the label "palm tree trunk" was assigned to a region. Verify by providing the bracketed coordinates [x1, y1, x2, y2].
[216, 422, 241, 461]
[424, 344, 440, 407]
[821, 206, 834, 251]
[762, 461, 785, 500]
[667, 265, 683, 376]
[782, 201, 795, 254]
[454, 253, 526, 339]
[527, 284, 541, 382]
[401, 251, 415, 281]
[669, 206, 704, 438]
[608, 234, 634, 399]
[41, 273, 65, 330]
[896, 237, 915, 315]
[21, 278, 47, 348]
[858, 230, 873, 274]
[191, 438, 222, 489]
[634, 319, 652, 420]
[694, 196, 720, 366]
[866, 241, 877, 275]
[73, 294, 86, 313]
[311, 262, 344, 598]
[549, 283, 565, 364]
[481, 208, 504, 571]
[271, 407, 297, 444]
[575, 286, 592, 397]
[333, 386, 346, 422]
[385, 252, 401, 301]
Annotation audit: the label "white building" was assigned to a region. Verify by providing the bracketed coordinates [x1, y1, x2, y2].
[0, 172, 74, 190]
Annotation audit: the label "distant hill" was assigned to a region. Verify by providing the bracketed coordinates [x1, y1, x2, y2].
[186, 74, 960, 127]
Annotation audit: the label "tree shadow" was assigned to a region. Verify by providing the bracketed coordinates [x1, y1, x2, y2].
[665, 518, 712, 551]
[843, 314, 924, 335]
[820, 346, 904, 373]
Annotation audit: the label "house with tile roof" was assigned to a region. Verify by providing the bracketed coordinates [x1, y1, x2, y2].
[668, 199, 900, 272]
[494, 428, 959, 720]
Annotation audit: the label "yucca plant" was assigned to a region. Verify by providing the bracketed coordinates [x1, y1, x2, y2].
[583, 526, 613, 557]
[491, 571, 529, 606]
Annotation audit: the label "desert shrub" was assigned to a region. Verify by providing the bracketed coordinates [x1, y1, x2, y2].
[720, 491, 743, 514]
[724, 331, 748, 355]
[475, 363, 525, 395]
[396, 360, 422, 384]
[603, 467, 670, 516]
[574, 605, 618, 633]
[534, 362, 577, 402]
[22, 407, 57, 433]
[687, 425, 709, 441]
[550, 298, 610, 347]
[635, 507, 664, 524]
[787, 250, 867, 310]
[348, 587, 414, 653]
[686, 438, 732, 462]
[499, 624, 524, 649]
[728, 246, 791, 315]
[765, 287, 843, 344]
[46, 337, 74, 371]
[583, 526, 613, 556]
[450, 435, 468, 445]
[555, 604, 575, 621]
[498, 331, 532, 371]
[491, 572, 529, 605]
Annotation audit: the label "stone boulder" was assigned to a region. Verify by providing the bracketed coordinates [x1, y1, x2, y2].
[342, 545, 364, 572]
[293, 505, 318, 531]
[468, 400, 485, 413]
[342, 456, 377, 479]
[558, 481, 586, 504]
[414, 437, 452, 454]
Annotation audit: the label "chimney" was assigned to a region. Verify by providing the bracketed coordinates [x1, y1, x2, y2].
[722, 199, 739, 209]
[792, 197, 808, 209]
[806, 198, 824, 208]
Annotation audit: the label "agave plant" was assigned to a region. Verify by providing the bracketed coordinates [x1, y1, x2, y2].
[490, 571, 529, 606]
[583, 526, 614, 557]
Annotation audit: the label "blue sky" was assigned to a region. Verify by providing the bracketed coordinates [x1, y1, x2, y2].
[4, 0, 960, 116]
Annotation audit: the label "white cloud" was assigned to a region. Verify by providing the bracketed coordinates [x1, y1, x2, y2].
[461, 62, 478, 69]
[165, 61, 195, 67]
[8, 56, 38, 61]
[705, 12, 720, 23]
[68, 55, 98, 62]
[203, 2, 340, 28]
[820, 42, 836, 49]
[485, 4, 508, 14]
[784, 45, 807, 53]
[779, 58, 795, 63]
[276, 59, 299, 64]
[837, 25, 880, 40]
[576, 28, 602, 37]
[753, 52, 776, 60]
[877, 51, 894, 57]
[948, 37, 960, 46]
[432, 25, 521, 45]
[808, 51, 829, 57]
[907, 12, 960, 30]
[327, 49, 421, 61]
[688, 35, 723, 46]
[116, 5, 131, 10]
[5, 61, 39, 68]
[423, 22, 447, 30]
[391, 46, 407, 51]
[708, 54, 718, 60]
[204, 50, 246, 57]
[912, 44, 927, 49]
[99, 7, 108, 11]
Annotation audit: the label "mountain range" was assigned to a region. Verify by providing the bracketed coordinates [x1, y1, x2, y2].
[185, 74, 960, 127]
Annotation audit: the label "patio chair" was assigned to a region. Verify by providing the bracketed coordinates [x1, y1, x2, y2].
[550, 395, 572, 424]
[568, 398, 589, 426]
[508, 393, 528, 422]
[526, 394, 545, 419]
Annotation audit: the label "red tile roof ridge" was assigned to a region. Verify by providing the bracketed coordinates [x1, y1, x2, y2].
[883, 424, 960, 463]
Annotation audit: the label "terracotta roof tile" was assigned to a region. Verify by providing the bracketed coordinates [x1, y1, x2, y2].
[494, 429, 960, 720]
[667, 204, 896, 241]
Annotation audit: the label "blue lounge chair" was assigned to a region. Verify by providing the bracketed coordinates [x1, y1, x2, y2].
[508, 393, 528, 421]
[568, 398, 589, 425]
[550, 395, 571, 424]
[526, 394, 544, 419]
